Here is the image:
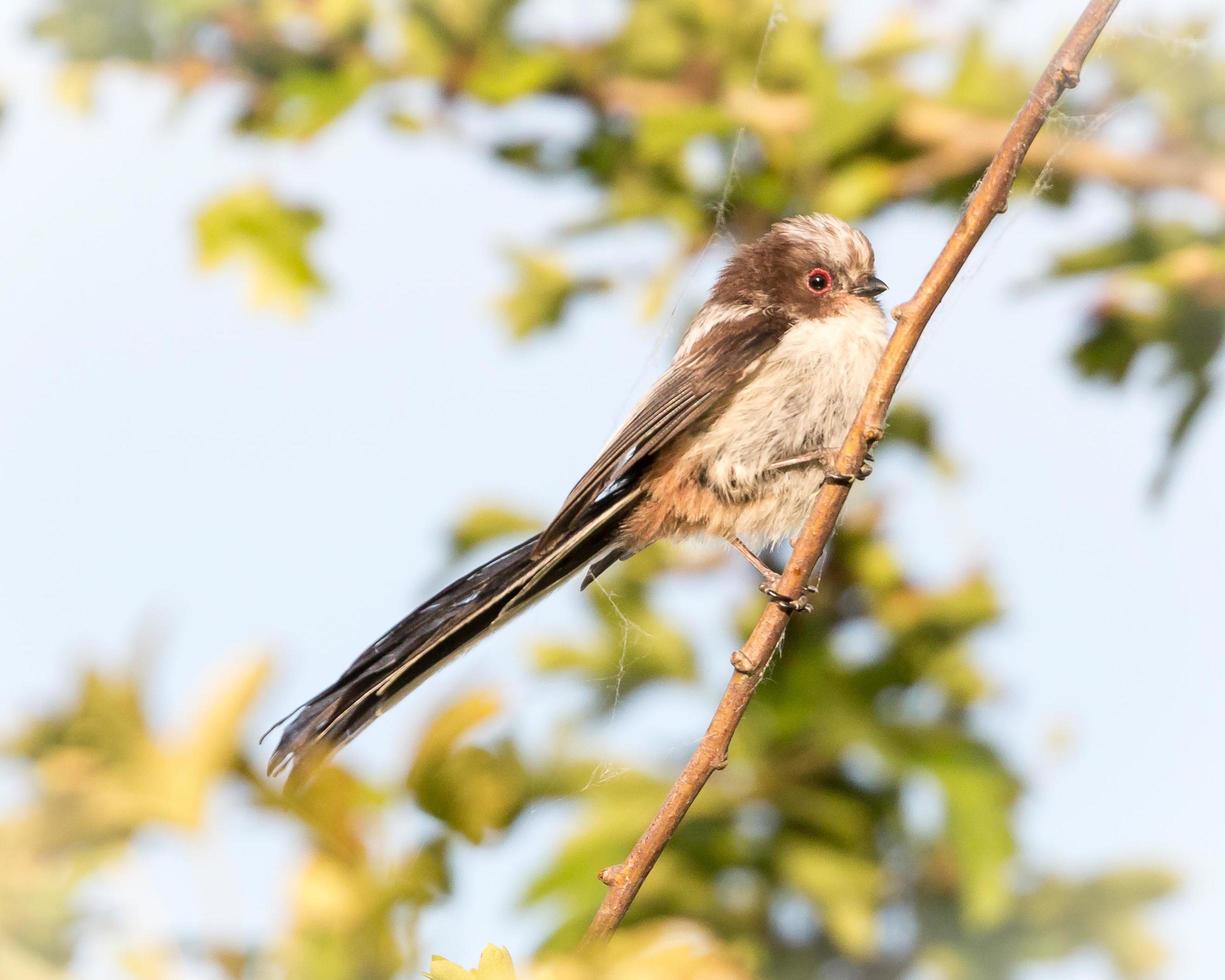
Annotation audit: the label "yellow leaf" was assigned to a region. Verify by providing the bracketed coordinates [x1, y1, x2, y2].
[410, 691, 501, 773]
[152, 655, 272, 827]
[427, 958, 475, 980]
[408, 693, 529, 842]
[427, 944, 516, 979]
[294, 854, 372, 931]
[260, 0, 372, 35]
[496, 250, 575, 339]
[475, 946, 516, 979]
[534, 920, 754, 979]
[196, 185, 326, 317]
[777, 841, 882, 959]
[54, 65, 93, 112]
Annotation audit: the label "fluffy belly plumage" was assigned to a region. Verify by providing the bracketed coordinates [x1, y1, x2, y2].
[629, 305, 888, 546]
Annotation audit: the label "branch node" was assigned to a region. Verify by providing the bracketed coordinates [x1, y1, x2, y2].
[597, 864, 623, 886]
[864, 425, 885, 445]
[1056, 65, 1082, 89]
[730, 648, 755, 674]
[710, 754, 730, 771]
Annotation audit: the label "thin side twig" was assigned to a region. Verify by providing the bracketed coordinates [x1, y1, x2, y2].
[583, 0, 1123, 945]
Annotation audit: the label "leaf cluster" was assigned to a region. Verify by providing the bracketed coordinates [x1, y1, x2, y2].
[0, 493, 1175, 977]
[28, 0, 1222, 452]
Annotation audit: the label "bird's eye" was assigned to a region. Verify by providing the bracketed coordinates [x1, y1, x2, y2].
[806, 267, 833, 295]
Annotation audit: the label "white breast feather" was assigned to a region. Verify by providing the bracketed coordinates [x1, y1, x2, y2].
[681, 304, 888, 543]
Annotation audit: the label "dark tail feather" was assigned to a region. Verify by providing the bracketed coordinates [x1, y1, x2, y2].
[266, 488, 639, 789]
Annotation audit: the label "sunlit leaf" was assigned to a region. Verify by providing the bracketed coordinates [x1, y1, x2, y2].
[776, 840, 883, 958]
[427, 944, 516, 980]
[537, 920, 755, 978]
[496, 249, 606, 340]
[884, 402, 956, 475]
[918, 735, 1018, 927]
[408, 692, 530, 842]
[1059, 224, 1225, 479]
[239, 61, 377, 139]
[196, 185, 326, 317]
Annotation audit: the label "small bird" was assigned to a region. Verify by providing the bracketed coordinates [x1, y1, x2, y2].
[267, 213, 888, 786]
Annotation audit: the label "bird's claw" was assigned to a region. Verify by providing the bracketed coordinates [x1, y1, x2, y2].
[760, 582, 815, 614]
[822, 451, 874, 485]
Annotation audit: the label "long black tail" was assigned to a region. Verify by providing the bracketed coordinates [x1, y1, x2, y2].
[266, 487, 639, 789]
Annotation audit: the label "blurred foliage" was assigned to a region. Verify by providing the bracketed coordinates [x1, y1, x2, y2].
[428, 945, 518, 980]
[27, 0, 1225, 455]
[1053, 221, 1225, 487]
[2, 1, 1209, 977]
[0, 500, 1175, 978]
[428, 923, 754, 978]
[196, 184, 326, 316]
[496, 250, 609, 341]
[533, 543, 697, 706]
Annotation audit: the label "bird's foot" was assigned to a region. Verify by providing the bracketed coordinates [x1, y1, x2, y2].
[729, 537, 815, 613]
[760, 582, 815, 614]
[821, 451, 874, 486]
[770, 447, 873, 484]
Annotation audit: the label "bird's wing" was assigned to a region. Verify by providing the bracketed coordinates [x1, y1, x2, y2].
[534, 306, 791, 554]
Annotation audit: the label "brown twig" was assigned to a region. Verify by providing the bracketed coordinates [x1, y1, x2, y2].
[582, 0, 1123, 945]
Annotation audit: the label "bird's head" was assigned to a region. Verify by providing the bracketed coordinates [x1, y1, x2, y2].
[712, 213, 887, 318]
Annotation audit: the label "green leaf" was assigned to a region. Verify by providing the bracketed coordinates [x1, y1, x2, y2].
[238, 60, 377, 140]
[918, 735, 1018, 927]
[410, 691, 500, 770]
[407, 693, 530, 842]
[776, 839, 883, 958]
[34, 0, 158, 62]
[196, 185, 326, 317]
[532, 549, 696, 706]
[466, 45, 567, 104]
[945, 30, 1030, 115]
[1051, 223, 1202, 277]
[883, 402, 956, 475]
[496, 249, 598, 339]
[1059, 227, 1225, 478]
[813, 158, 895, 220]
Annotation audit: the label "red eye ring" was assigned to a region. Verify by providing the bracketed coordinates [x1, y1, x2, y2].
[806, 267, 833, 295]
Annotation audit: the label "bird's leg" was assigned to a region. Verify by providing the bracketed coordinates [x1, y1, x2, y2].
[730, 536, 779, 583]
[766, 447, 835, 472]
[767, 447, 874, 482]
[729, 537, 814, 614]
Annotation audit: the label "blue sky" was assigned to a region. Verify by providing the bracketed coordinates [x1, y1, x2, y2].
[1, 1, 1223, 977]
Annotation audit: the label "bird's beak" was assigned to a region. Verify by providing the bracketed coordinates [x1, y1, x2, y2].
[850, 275, 888, 298]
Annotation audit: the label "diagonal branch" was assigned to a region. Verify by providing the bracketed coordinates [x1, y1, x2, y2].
[582, 0, 1123, 945]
